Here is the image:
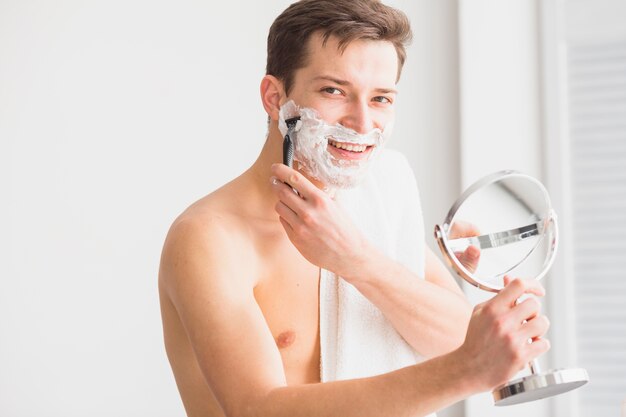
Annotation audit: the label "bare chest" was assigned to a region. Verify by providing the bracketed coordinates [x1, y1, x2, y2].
[253, 250, 321, 385]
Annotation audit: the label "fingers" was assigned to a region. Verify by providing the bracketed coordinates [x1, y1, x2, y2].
[274, 200, 299, 228]
[512, 296, 541, 323]
[525, 337, 551, 359]
[450, 220, 481, 239]
[521, 315, 550, 342]
[466, 277, 551, 389]
[270, 164, 333, 236]
[271, 163, 319, 201]
[455, 245, 481, 272]
[494, 278, 545, 312]
[270, 164, 332, 242]
[278, 216, 294, 235]
[271, 175, 306, 215]
[503, 275, 513, 286]
[504, 289, 550, 356]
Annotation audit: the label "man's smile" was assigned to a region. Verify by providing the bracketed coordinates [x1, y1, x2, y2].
[327, 139, 374, 161]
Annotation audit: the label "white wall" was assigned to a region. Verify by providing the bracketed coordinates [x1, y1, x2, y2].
[389, 0, 462, 248]
[458, 1, 551, 417]
[1, 1, 290, 415]
[0, 1, 461, 416]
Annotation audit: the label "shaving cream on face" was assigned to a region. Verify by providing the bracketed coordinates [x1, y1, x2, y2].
[278, 100, 393, 190]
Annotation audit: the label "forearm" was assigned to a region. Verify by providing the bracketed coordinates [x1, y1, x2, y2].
[250, 350, 476, 417]
[345, 246, 472, 358]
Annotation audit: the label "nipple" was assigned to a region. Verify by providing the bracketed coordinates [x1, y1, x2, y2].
[275, 330, 296, 349]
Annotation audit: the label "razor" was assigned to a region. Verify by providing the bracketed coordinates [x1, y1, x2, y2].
[282, 116, 300, 168]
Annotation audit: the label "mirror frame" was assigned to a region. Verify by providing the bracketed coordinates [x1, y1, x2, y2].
[434, 170, 559, 293]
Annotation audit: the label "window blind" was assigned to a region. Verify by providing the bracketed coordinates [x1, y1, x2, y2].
[568, 40, 626, 417]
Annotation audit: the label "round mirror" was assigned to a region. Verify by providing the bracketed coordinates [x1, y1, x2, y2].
[435, 171, 558, 292]
[435, 171, 588, 406]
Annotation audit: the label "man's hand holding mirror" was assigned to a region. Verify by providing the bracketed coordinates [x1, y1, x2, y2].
[455, 276, 549, 391]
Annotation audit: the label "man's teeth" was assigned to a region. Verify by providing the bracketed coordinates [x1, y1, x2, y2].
[328, 140, 369, 153]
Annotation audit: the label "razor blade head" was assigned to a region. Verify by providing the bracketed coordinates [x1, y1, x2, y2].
[285, 116, 300, 130]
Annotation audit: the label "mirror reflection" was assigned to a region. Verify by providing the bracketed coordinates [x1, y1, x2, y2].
[436, 172, 558, 291]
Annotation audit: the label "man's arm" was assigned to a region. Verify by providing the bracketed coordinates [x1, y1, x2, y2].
[270, 163, 471, 357]
[160, 215, 549, 417]
[348, 245, 472, 357]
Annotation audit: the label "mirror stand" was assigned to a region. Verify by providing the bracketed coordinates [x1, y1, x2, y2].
[493, 362, 588, 406]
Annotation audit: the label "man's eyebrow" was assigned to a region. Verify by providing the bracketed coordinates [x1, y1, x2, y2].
[312, 75, 351, 85]
[374, 87, 398, 95]
[312, 75, 397, 94]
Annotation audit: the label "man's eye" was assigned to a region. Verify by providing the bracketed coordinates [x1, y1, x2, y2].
[322, 87, 342, 95]
[373, 96, 392, 104]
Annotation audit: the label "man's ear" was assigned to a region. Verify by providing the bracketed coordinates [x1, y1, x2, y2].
[260, 75, 286, 121]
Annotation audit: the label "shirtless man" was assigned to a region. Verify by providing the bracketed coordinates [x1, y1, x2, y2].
[158, 1, 551, 416]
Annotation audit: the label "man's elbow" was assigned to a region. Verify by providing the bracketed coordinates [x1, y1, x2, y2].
[223, 387, 284, 417]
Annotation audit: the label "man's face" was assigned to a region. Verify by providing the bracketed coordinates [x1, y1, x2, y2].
[283, 33, 398, 168]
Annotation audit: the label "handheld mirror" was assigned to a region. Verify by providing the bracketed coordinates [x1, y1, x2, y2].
[435, 171, 588, 406]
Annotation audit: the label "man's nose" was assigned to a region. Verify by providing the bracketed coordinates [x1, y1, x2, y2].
[341, 99, 375, 134]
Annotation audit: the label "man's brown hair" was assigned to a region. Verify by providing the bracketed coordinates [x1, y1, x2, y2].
[266, 0, 412, 95]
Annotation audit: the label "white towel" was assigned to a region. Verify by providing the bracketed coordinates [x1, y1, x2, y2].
[319, 149, 436, 415]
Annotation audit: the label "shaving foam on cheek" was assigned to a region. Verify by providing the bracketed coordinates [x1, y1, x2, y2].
[278, 100, 392, 191]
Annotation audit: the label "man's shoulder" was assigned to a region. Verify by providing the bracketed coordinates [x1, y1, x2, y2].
[167, 206, 239, 254]
[167, 178, 255, 248]
[159, 191, 256, 291]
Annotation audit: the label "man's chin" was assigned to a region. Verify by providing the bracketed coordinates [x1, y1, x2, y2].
[295, 159, 369, 191]
[315, 173, 367, 192]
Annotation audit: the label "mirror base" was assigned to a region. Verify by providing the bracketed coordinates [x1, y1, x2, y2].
[493, 368, 589, 406]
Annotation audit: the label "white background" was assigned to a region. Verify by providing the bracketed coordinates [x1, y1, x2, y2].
[0, 0, 572, 416]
